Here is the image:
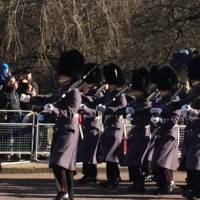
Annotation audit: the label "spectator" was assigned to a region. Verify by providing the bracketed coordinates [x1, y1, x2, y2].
[0, 63, 11, 89]
[23, 68, 39, 95]
[0, 75, 21, 161]
[0, 75, 21, 121]
[17, 73, 37, 110]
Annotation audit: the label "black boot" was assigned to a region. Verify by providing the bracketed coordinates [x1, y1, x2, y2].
[182, 188, 196, 199]
[101, 178, 120, 188]
[194, 185, 200, 198]
[127, 183, 145, 193]
[77, 175, 97, 183]
[54, 192, 69, 200]
[160, 181, 175, 194]
[145, 175, 155, 182]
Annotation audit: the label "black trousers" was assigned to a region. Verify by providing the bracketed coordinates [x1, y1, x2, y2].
[155, 166, 173, 188]
[143, 160, 153, 176]
[82, 162, 97, 178]
[187, 169, 200, 193]
[106, 162, 120, 180]
[128, 165, 144, 185]
[52, 165, 74, 198]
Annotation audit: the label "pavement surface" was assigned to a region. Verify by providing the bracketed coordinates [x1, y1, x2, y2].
[0, 162, 190, 200]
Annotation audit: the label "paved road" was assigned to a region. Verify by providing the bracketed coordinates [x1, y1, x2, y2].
[0, 170, 188, 200]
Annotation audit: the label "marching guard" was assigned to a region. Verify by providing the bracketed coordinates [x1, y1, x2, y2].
[77, 62, 104, 183]
[96, 63, 127, 187]
[150, 66, 180, 194]
[124, 67, 152, 192]
[21, 49, 85, 200]
[180, 56, 200, 198]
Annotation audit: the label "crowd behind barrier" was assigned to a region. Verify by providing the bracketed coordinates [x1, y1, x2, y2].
[0, 109, 186, 163]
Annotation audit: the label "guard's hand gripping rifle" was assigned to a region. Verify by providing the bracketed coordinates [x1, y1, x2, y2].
[145, 89, 160, 104]
[171, 83, 184, 102]
[105, 83, 132, 106]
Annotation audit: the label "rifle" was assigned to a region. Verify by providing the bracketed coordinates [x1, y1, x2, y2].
[145, 89, 160, 104]
[125, 89, 160, 114]
[95, 81, 106, 95]
[171, 84, 184, 102]
[105, 83, 132, 106]
[51, 63, 105, 105]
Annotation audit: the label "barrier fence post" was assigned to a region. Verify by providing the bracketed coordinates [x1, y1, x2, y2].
[0, 110, 35, 164]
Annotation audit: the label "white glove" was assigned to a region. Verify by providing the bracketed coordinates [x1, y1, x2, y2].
[181, 104, 191, 117]
[38, 114, 45, 121]
[80, 103, 86, 110]
[181, 104, 191, 113]
[96, 104, 106, 112]
[125, 107, 135, 114]
[126, 114, 133, 121]
[44, 104, 54, 113]
[20, 94, 31, 103]
[150, 107, 162, 115]
[151, 116, 161, 124]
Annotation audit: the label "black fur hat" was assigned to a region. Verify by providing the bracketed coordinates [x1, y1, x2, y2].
[103, 63, 125, 86]
[155, 66, 178, 91]
[57, 49, 85, 80]
[170, 48, 192, 70]
[131, 67, 149, 91]
[83, 63, 102, 84]
[188, 55, 200, 81]
[150, 65, 160, 84]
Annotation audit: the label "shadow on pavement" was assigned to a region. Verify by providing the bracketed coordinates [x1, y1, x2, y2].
[0, 178, 186, 199]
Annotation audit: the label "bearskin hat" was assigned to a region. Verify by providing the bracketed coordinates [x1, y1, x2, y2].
[83, 63, 102, 84]
[150, 65, 160, 84]
[131, 67, 149, 91]
[57, 49, 85, 80]
[188, 55, 200, 81]
[103, 63, 125, 86]
[170, 48, 193, 70]
[155, 66, 178, 91]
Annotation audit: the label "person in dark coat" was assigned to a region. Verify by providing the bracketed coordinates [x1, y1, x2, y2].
[95, 63, 127, 187]
[77, 62, 104, 183]
[23, 68, 39, 95]
[21, 49, 84, 200]
[150, 66, 180, 194]
[0, 75, 21, 160]
[180, 56, 200, 198]
[0, 75, 21, 122]
[17, 73, 37, 110]
[124, 68, 151, 192]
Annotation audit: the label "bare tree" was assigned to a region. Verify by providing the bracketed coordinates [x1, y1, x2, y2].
[0, 0, 199, 91]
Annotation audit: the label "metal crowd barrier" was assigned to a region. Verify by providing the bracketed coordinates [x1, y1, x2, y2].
[0, 110, 35, 163]
[0, 109, 187, 164]
[34, 112, 54, 161]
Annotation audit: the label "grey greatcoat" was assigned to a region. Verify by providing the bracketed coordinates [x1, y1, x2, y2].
[77, 89, 103, 164]
[125, 97, 151, 167]
[181, 98, 200, 170]
[32, 86, 81, 171]
[96, 90, 127, 163]
[151, 95, 180, 170]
